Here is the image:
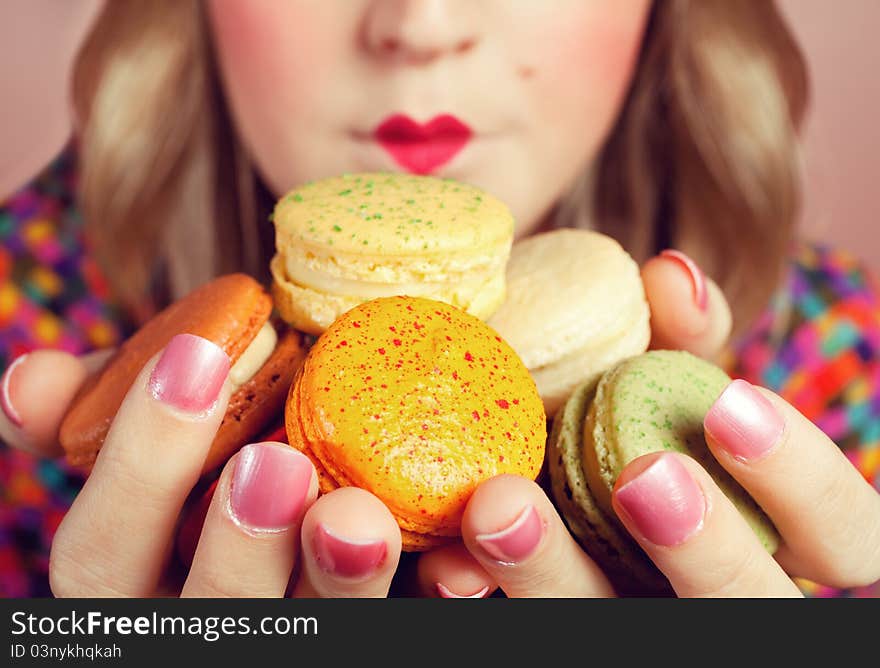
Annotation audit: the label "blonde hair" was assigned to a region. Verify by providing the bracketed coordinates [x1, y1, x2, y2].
[73, 0, 807, 333]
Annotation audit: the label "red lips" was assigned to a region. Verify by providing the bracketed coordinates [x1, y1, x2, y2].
[374, 114, 472, 174]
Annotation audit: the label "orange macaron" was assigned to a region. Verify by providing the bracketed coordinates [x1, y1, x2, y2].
[60, 274, 308, 475]
[285, 295, 547, 550]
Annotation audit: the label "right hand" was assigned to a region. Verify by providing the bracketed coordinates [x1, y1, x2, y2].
[414, 251, 880, 598]
[0, 337, 402, 598]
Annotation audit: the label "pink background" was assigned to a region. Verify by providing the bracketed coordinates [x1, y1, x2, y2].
[780, 0, 880, 271]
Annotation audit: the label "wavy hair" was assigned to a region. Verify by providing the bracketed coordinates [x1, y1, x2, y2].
[72, 0, 807, 333]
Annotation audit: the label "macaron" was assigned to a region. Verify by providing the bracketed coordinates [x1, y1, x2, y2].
[285, 295, 546, 550]
[270, 173, 514, 335]
[547, 350, 779, 595]
[60, 274, 308, 474]
[488, 229, 650, 417]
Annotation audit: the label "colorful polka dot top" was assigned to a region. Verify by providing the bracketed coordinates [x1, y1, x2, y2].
[1, 149, 878, 597]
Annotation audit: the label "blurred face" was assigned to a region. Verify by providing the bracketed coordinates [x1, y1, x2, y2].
[207, 0, 650, 237]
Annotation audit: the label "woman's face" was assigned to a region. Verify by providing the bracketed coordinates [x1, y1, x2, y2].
[207, 0, 651, 237]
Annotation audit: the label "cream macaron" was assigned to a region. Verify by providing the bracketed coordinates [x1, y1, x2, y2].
[270, 173, 514, 335]
[488, 229, 651, 416]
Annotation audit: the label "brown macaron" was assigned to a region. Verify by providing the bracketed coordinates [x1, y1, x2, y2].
[59, 274, 308, 474]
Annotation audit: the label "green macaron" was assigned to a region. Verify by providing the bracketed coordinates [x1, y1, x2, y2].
[547, 350, 779, 595]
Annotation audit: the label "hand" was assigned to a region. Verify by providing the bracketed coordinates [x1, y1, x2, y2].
[639, 248, 732, 360]
[1, 336, 402, 597]
[415, 251, 880, 597]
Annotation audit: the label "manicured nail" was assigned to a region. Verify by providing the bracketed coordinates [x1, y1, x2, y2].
[436, 583, 490, 599]
[661, 249, 708, 311]
[229, 443, 313, 531]
[148, 334, 230, 412]
[475, 505, 543, 563]
[0, 354, 27, 428]
[313, 524, 387, 578]
[705, 379, 784, 461]
[615, 454, 705, 547]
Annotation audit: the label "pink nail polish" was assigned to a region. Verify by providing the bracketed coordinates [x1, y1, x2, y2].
[148, 334, 230, 413]
[0, 354, 27, 428]
[313, 524, 387, 578]
[475, 505, 543, 563]
[229, 443, 313, 531]
[615, 454, 705, 547]
[705, 379, 784, 461]
[436, 583, 490, 598]
[661, 249, 708, 311]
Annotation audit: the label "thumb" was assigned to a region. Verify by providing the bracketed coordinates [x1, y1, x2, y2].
[0, 348, 115, 458]
[641, 250, 732, 361]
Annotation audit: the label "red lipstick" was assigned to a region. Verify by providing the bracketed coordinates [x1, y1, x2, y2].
[374, 114, 472, 174]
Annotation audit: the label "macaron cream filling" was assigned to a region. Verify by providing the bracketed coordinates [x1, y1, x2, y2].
[270, 173, 515, 334]
[281, 255, 501, 301]
[528, 314, 651, 415]
[228, 321, 278, 388]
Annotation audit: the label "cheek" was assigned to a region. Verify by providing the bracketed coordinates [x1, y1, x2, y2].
[574, 12, 646, 92]
[524, 1, 649, 121]
[489, 1, 649, 233]
[207, 1, 331, 116]
[206, 0, 355, 192]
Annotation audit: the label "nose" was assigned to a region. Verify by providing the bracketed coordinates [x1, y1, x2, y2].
[362, 0, 480, 64]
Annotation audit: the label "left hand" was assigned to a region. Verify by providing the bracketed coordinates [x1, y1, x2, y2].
[413, 250, 880, 597]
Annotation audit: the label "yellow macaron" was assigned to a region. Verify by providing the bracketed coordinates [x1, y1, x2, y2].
[270, 173, 513, 334]
[285, 296, 547, 550]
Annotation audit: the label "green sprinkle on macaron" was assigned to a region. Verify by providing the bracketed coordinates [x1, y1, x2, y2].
[548, 350, 779, 596]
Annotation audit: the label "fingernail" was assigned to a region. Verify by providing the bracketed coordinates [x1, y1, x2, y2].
[475, 505, 543, 563]
[661, 249, 708, 311]
[436, 583, 490, 599]
[229, 443, 313, 531]
[0, 354, 27, 428]
[615, 454, 705, 547]
[148, 334, 230, 412]
[705, 379, 784, 461]
[313, 524, 387, 578]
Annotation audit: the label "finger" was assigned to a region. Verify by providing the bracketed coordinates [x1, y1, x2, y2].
[181, 442, 318, 597]
[292, 487, 402, 598]
[612, 452, 802, 597]
[0, 348, 114, 458]
[50, 334, 232, 597]
[417, 543, 496, 598]
[80, 348, 117, 374]
[461, 475, 616, 597]
[704, 380, 880, 588]
[641, 250, 732, 361]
